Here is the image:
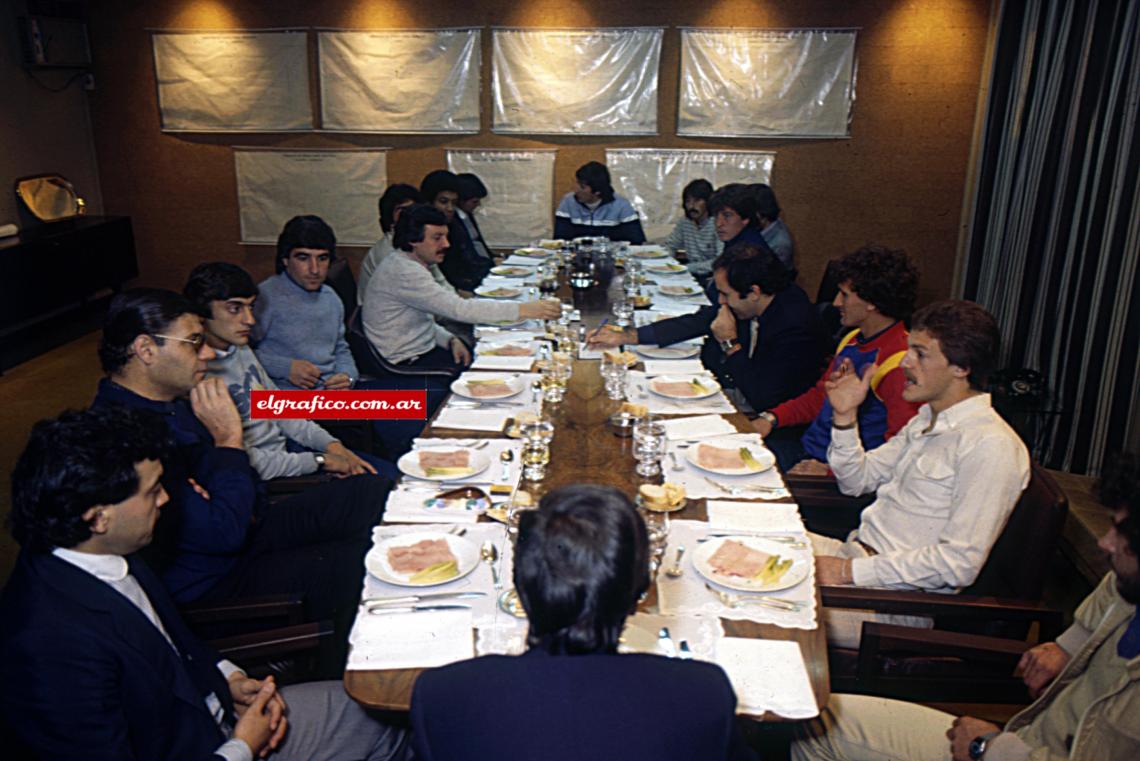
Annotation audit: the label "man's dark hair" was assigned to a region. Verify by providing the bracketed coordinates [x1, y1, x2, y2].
[831, 245, 919, 321]
[712, 243, 795, 297]
[393, 203, 449, 252]
[515, 484, 649, 655]
[9, 407, 171, 553]
[911, 300, 1001, 390]
[420, 170, 461, 205]
[183, 262, 258, 315]
[378, 183, 421, 234]
[1098, 451, 1140, 555]
[575, 161, 615, 204]
[749, 183, 781, 222]
[275, 215, 336, 274]
[708, 183, 759, 223]
[99, 288, 201, 375]
[682, 178, 714, 205]
[456, 173, 488, 202]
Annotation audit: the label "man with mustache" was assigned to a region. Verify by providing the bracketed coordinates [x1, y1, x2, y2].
[810, 300, 1030, 647]
[663, 178, 723, 280]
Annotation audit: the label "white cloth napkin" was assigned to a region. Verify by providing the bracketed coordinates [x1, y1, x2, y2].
[432, 407, 512, 432]
[715, 639, 819, 719]
[664, 434, 787, 499]
[473, 324, 544, 340]
[706, 501, 806, 534]
[470, 354, 536, 371]
[501, 254, 547, 266]
[643, 359, 708, 376]
[382, 486, 485, 524]
[619, 613, 723, 662]
[633, 342, 702, 360]
[628, 372, 736, 415]
[346, 606, 474, 671]
[655, 520, 817, 629]
[660, 414, 740, 441]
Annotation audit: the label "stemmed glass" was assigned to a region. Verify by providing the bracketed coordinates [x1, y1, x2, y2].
[601, 359, 629, 401]
[520, 418, 554, 481]
[611, 298, 634, 328]
[632, 417, 666, 477]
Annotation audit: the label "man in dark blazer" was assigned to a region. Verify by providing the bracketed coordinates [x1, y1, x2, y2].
[410, 485, 756, 761]
[0, 406, 409, 760]
[590, 242, 826, 414]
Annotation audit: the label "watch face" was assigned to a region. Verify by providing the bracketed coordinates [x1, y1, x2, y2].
[968, 737, 987, 760]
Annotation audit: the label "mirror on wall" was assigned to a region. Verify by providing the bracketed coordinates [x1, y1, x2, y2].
[15, 174, 86, 222]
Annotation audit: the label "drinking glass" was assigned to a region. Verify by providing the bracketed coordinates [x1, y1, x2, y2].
[632, 417, 666, 477]
[540, 362, 569, 403]
[601, 361, 628, 401]
[521, 440, 550, 481]
[612, 298, 634, 328]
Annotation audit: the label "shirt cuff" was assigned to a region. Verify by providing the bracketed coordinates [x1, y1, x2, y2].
[217, 660, 244, 681]
[215, 738, 254, 761]
[1055, 621, 1093, 656]
[849, 556, 879, 587]
[982, 731, 1031, 761]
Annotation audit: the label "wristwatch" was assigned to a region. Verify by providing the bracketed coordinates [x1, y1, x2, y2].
[719, 337, 741, 353]
[969, 731, 999, 759]
[757, 411, 778, 428]
[314, 453, 326, 470]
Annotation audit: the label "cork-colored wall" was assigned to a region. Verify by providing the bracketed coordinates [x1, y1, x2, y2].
[85, 0, 993, 303]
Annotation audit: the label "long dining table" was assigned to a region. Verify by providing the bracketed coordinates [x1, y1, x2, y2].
[344, 253, 829, 721]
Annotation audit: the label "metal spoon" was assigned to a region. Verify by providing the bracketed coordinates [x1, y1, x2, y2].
[668, 451, 684, 472]
[664, 545, 686, 578]
[481, 542, 501, 588]
[499, 449, 514, 481]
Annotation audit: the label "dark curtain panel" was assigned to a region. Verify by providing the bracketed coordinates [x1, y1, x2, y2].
[963, 0, 1140, 475]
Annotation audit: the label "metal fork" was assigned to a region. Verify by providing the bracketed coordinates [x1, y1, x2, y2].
[704, 582, 803, 612]
[703, 476, 789, 497]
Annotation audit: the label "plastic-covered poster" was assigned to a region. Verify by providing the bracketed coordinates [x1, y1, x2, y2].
[679, 29, 857, 138]
[492, 28, 663, 135]
[606, 149, 775, 242]
[234, 149, 388, 246]
[446, 150, 556, 247]
[152, 31, 312, 132]
[319, 29, 481, 133]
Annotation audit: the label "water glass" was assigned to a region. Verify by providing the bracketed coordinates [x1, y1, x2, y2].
[632, 417, 666, 477]
[521, 440, 550, 481]
[601, 361, 628, 401]
[612, 298, 634, 328]
[540, 362, 569, 403]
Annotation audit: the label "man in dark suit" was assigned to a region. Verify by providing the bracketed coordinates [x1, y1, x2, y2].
[410, 484, 756, 761]
[0, 406, 409, 760]
[590, 243, 826, 414]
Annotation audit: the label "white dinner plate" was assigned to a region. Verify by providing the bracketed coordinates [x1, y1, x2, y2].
[513, 248, 549, 259]
[474, 285, 523, 299]
[636, 344, 701, 360]
[693, 535, 810, 593]
[648, 374, 722, 400]
[645, 262, 688, 275]
[685, 438, 776, 476]
[366, 532, 481, 588]
[490, 266, 533, 277]
[449, 374, 526, 400]
[397, 446, 491, 481]
[627, 246, 668, 259]
[658, 284, 703, 298]
[479, 318, 528, 328]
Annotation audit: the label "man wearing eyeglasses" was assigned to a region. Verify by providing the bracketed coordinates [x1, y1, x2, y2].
[91, 288, 389, 668]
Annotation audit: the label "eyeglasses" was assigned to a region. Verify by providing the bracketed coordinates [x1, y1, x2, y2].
[152, 333, 206, 350]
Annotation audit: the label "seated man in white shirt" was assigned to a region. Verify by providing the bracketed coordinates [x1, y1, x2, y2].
[0, 406, 410, 761]
[812, 300, 1030, 647]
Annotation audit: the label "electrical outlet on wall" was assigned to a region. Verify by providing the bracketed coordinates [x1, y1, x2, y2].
[83, 73, 95, 90]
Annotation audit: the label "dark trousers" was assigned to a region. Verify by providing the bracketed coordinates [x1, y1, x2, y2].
[197, 474, 390, 669]
[765, 425, 810, 472]
[358, 346, 462, 458]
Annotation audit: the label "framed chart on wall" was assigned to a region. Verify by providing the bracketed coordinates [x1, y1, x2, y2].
[446, 149, 556, 247]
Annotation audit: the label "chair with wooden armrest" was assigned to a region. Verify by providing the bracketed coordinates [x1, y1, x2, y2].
[181, 593, 306, 630]
[209, 620, 336, 682]
[822, 463, 1069, 702]
[785, 471, 874, 540]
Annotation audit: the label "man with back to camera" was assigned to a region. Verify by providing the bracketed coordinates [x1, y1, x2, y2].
[0, 406, 411, 761]
[251, 214, 358, 391]
[753, 245, 921, 474]
[810, 300, 1030, 647]
[554, 160, 647, 243]
[90, 288, 389, 658]
[791, 452, 1140, 761]
[663, 178, 723, 280]
[184, 261, 396, 480]
[421, 169, 491, 291]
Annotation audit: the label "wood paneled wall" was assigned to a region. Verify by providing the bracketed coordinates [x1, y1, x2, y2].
[85, 0, 993, 303]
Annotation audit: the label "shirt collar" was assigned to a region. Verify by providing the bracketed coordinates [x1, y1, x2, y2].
[52, 546, 129, 582]
[914, 393, 994, 435]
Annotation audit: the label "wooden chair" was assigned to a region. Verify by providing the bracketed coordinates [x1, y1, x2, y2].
[823, 462, 1069, 703]
[786, 471, 874, 539]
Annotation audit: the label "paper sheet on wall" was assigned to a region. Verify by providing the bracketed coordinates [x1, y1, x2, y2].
[491, 28, 663, 135]
[152, 31, 312, 132]
[318, 29, 481, 133]
[234, 149, 388, 246]
[605, 149, 775, 242]
[679, 29, 857, 138]
[446, 150, 555, 247]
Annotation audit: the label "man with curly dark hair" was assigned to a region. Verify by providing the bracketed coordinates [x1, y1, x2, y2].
[754, 245, 922, 472]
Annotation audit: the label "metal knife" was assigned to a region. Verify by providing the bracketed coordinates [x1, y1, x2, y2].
[366, 603, 473, 615]
[657, 626, 678, 657]
[362, 591, 486, 608]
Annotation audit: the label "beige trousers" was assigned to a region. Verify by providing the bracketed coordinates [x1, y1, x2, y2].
[790, 693, 956, 761]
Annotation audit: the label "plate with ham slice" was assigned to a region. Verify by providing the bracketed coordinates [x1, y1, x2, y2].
[450, 375, 526, 400]
[686, 439, 776, 475]
[478, 343, 535, 357]
[693, 536, 810, 593]
[474, 286, 523, 299]
[648, 375, 722, 400]
[366, 532, 481, 587]
[397, 447, 491, 481]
